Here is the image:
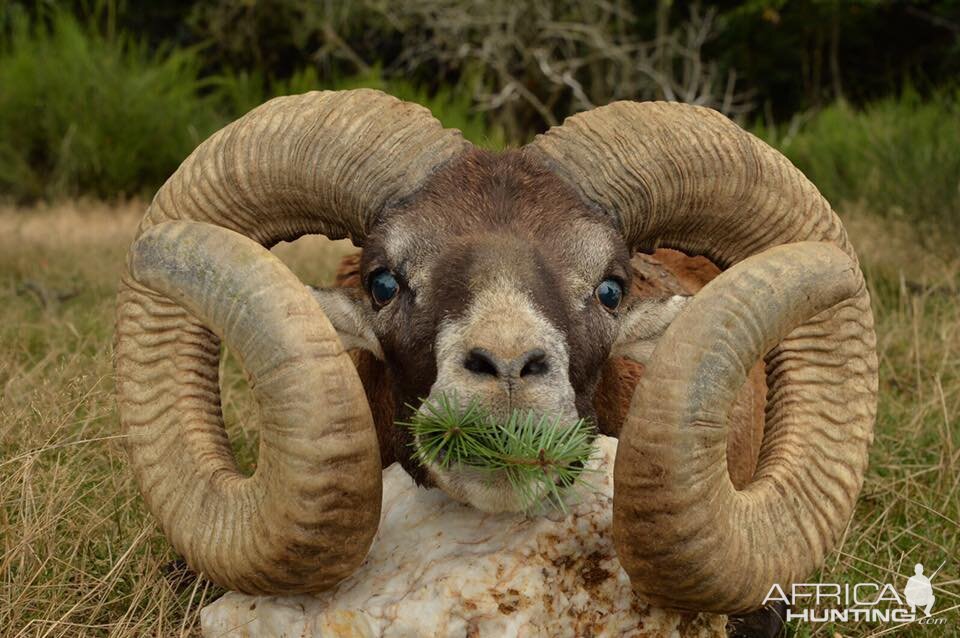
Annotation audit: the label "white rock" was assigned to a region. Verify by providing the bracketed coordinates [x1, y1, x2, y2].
[200, 436, 725, 637]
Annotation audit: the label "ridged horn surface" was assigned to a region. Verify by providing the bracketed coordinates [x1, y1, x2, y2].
[115, 90, 471, 593]
[524, 101, 877, 613]
[614, 242, 866, 612]
[124, 221, 380, 591]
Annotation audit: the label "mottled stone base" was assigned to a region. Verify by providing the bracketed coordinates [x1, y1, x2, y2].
[200, 436, 725, 637]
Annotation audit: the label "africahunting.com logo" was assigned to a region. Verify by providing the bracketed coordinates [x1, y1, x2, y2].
[763, 562, 949, 626]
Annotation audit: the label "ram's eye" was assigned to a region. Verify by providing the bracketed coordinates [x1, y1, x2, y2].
[369, 269, 399, 306]
[595, 278, 623, 310]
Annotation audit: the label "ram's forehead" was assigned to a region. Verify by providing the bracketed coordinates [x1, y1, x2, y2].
[555, 217, 625, 291]
[367, 147, 629, 300]
[383, 213, 621, 290]
[379, 214, 440, 292]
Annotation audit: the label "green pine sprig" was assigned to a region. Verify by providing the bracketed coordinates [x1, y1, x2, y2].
[398, 394, 599, 513]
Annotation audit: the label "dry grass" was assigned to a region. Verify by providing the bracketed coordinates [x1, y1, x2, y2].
[0, 202, 353, 636]
[0, 202, 957, 637]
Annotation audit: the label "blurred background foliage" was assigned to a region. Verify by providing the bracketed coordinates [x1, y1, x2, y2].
[0, 0, 958, 240]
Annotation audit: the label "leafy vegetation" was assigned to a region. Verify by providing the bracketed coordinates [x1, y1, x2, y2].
[0, 10, 220, 201]
[46, 0, 957, 126]
[0, 4, 957, 244]
[0, 10, 502, 203]
[758, 90, 960, 247]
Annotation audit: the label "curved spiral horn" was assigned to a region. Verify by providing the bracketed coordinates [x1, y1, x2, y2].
[115, 90, 471, 593]
[524, 101, 877, 613]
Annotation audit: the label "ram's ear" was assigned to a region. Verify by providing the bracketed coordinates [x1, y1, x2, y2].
[611, 294, 689, 365]
[309, 286, 384, 360]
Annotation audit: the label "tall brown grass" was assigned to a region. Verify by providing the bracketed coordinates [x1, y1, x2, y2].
[0, 202, 957, 637]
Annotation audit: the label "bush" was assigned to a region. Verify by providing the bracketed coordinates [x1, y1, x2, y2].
[6, 5, 950, 225]
[0, 10, 502, 202]
[0, 10, 223, 201]
[757, 91, 960, 244]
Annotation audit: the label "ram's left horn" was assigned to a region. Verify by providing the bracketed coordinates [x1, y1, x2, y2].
[119, 221, 380, 592]
[115, 89, 470, 594]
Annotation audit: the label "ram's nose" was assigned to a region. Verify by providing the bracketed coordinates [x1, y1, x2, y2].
[463, 347, 550, 380]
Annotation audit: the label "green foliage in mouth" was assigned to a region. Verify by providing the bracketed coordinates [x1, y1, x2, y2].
[398, 394, 599, 512]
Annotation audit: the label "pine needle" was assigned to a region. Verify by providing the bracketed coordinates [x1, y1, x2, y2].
[398, 394, 599, 513]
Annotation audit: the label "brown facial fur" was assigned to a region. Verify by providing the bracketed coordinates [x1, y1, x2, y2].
[333, 245, 767, 489]
[362, 149, 627, 400]
[340, 150, 633, 484]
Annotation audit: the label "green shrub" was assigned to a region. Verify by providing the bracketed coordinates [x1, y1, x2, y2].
[0, 8, 503, 203]
[757, 91, 960, 244]
[0, 10, 223, 201]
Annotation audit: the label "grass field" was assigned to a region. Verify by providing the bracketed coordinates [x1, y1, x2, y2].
[1, 201, 957, 637]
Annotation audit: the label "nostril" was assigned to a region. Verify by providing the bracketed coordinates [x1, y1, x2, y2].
[519, 349, 549, 377]
[464, 348, 500, 377]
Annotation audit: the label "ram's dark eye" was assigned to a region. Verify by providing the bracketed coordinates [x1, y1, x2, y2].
[369, 269, 399, 306]
[595, 278, 623, 310]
